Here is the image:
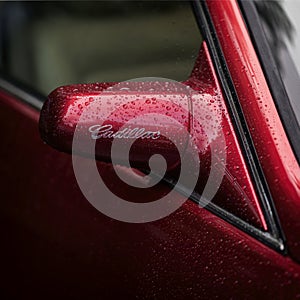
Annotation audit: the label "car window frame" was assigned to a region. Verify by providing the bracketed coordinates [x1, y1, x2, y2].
[192, 0, 285, 253]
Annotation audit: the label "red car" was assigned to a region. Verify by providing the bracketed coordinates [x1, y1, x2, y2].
[1, 0, 300, 299]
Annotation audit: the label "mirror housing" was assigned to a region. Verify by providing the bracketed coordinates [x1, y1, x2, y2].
[39, 81, 205, 173]
[39, 43, 223, 175]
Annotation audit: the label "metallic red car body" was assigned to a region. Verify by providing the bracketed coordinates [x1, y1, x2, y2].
[0, 0, 299, 299]
[207, 0, 300, 263]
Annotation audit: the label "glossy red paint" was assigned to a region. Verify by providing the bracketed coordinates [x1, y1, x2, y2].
[1, 2, 300, 298]
[40, 82, 191, 172]
[206, 0, 300, 262]
[39, 43, 266, 228]
[1, 87, 300, 298]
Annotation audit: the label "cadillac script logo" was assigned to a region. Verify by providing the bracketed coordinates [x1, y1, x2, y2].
[89, 124, 160, 140]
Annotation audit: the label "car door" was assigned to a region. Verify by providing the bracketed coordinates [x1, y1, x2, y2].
[0, 1, 300, 299]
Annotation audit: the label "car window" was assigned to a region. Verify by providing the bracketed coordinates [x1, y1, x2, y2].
[281, 0, 300, 76]
[254, 0, 300, 127]
[0, 1, 201, 95]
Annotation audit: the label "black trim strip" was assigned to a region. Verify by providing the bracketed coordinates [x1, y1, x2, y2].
[160, 176, 284, 251]
[238, 0, 300, 165]
[190, 0, 285, 253]
[0, 74, 45, 110]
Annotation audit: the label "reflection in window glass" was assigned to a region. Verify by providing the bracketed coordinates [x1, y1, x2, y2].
[0, 1, 202, 95]
[282, 0, 300, 76]
[255, 0, 300, 126]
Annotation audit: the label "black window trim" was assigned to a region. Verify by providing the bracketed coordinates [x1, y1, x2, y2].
[0, 74, 45, 110]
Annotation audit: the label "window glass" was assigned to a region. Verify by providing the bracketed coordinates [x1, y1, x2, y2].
[281, 0, 300, 76]
[0, 1, 202, 95]
[255, 0, 300, 126]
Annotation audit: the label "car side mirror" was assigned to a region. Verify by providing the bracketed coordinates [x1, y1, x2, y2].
[39, 43, 225, 177]
[39, 79, 219, 172]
